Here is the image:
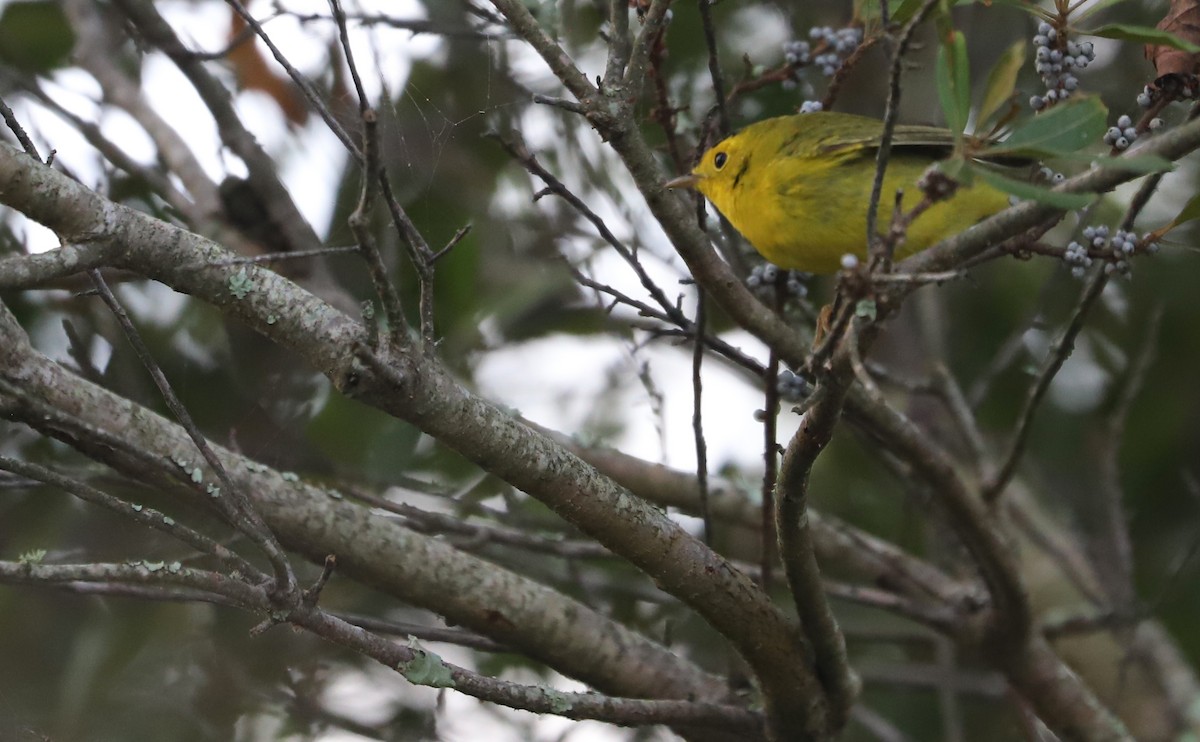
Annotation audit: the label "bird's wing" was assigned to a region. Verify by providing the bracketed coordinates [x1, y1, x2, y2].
[818, 122, 958, 158]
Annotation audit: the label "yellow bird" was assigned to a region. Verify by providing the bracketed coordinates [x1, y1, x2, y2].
[665, 112, 1011, 273]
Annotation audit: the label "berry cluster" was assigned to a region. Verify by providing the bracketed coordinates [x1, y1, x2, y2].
[1104, 113, 1165, 150]
[782, 26, 862, 82]
[1062, 237, 1095, 278]
[809, 26, 863, 76]
[1103, 115, 1139, 150]
[1030, 22, 1094, 111]
[783, 39, 812, 67]
[1063, 226, 1157, 278]
[746, 264, 810, 297]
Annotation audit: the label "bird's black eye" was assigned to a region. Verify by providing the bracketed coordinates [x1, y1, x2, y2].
[713, 151, 728, 169]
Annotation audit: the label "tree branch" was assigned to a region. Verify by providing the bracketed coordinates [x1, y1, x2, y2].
[0, 561, 760, 732]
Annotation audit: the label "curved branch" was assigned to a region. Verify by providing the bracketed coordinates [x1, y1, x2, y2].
[0, 309, 727, 708]
[777, 354, 859, 728]
[0, 561, 760, 732]
[0, 143, 817, 732]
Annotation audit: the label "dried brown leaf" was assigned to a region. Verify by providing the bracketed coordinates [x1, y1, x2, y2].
[1146, 0, 1200, 76]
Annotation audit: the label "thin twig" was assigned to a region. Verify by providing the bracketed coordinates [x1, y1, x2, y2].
[622, 0, 672, 93]
[760, 273, 788, 591]
[63, 0, 221, 218]
[113, 0, 329, 266]
[692, 290, 712, 545]
[857, 663, 1007, 698]
[849, 706, 912, 742]
[12, 76, 200, 223]
[209, 245, 361, 266]
[0, 93, 41, 159]
[698, 0, 729, 135]
[0, 560, 761, 731]
[983, 268, 1108, 502]
[491, 131, 688, 326]
[347, 108, 408, 346]
[870, 270, 965, 284]
[645, 19, 686, 172]
[333, 612, 508, 651]
[823, 581, 956, 630]
[761, 336, 779, 593]
[821, 34, 883, 112]
[602, 0, 631, 87]
[343, 486, 613, 558]
[930, 364, 989, 474]
[532, 94, 586, 115]
[61, 319, 104, 385]
[224, 0, 357, 154]
[0, 456, 260, 577]
[86, 271, 296, 597]
[289, 10, 507, 40]
[1042, 606, 1145, 639]
[866, 0, 940, 268]
[328, 0, 370, 113]
[1119, 103, 1200, 233]
[570, 267, 762, 374]
[935, 635, 965, 742]
[1091, 304, 1162, 607]
[377, 177, 439, 347]
[326, 0, 411, 346]
[848, 378, 1033, 644]
[431, 224, 472, 263]
[967, 278, 1058, 409]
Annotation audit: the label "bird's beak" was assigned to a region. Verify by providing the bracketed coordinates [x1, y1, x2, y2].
[664, 173, 701, 190]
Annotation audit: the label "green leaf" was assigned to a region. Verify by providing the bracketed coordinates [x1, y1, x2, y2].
[988, 97, 1108, 158]
[888, 0, 973, 30]
[937, 156, 971, 182]
[1162, 193, 1200, 233]
[982, 0, 1049, 10]
[1072, 0, 1129, 23]
[973, 166, 1095, 210]
[0, 1, 74, 73]
[890, 0, 937, 26]
[1086, 23, 1200, 53]
[936, 30, 970, 137]
[888, 0, 921, 25]
[978, 42, 1026, 128]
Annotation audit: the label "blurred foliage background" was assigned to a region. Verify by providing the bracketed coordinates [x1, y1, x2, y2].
[1, 0, 1199, 740]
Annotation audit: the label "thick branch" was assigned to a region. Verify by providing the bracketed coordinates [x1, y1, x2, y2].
[0, 307, 726, 707]
[0, 144, 812, 726]
[0, 561, 759, 732]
